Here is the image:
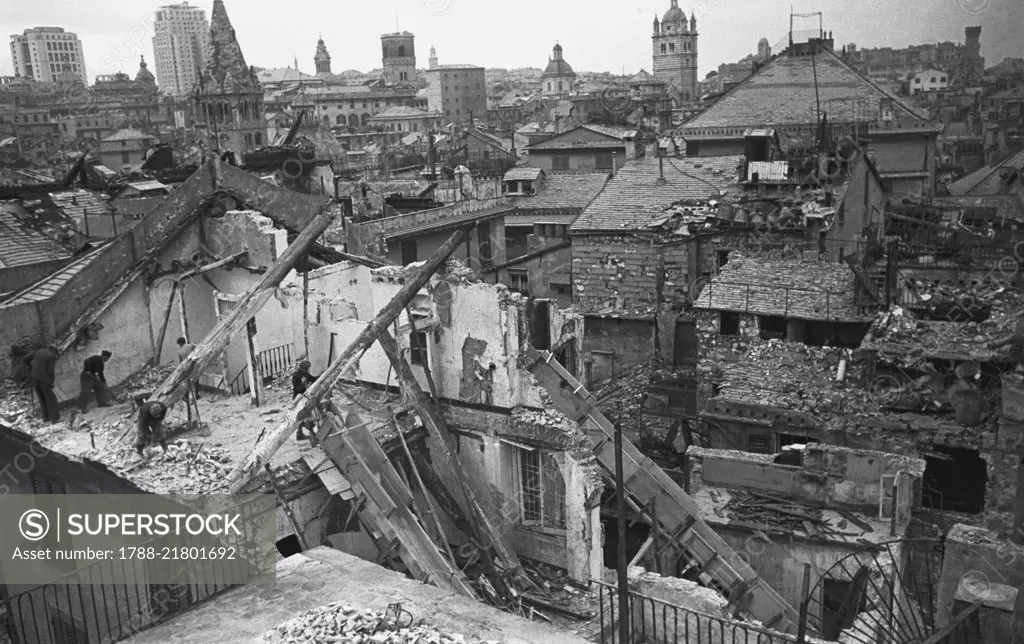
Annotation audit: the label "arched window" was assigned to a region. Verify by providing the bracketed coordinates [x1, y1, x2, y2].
[361, 113, 370, 127]
[661, 43, 667, 54]
[398, 45, 405, 57]
[348, 113, 359, 127]
[558, 81, 563, 91]
[547, 82, 552, 91]
[336, 115, 345, 125]
[670, 43, 676, 53]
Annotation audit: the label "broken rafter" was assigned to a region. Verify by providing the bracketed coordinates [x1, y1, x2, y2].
[483, 240, 570, 274]
[144, 202, 336, 415]
[225, 226, 472, 493]
[175, 251, 248, 281]
[55, 210, 202, 354]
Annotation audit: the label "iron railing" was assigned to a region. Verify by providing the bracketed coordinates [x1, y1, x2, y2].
[7, 496, 271, 644]
[596, 581, 797, 644]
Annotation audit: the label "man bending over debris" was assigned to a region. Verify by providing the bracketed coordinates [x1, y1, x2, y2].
[78, 350, 113, 412]
[136, 399, 169, 458]
[292, 360, 320, 441]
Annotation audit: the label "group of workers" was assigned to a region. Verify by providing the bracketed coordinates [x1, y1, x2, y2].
[23, 339, 323, 459]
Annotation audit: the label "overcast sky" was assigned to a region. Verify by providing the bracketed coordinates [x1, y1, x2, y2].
[2, 0, 1022, 84]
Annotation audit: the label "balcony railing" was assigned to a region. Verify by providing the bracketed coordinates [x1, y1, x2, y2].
[596, 581, 797, 644]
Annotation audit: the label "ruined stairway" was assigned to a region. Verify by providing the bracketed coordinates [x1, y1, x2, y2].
[315, 410, 479, 600]
[525, 348, 800, 635]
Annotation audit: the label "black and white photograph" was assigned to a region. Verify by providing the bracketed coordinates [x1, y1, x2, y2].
[0, 0, 1022, 641]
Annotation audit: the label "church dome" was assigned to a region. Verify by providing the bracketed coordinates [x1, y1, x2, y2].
[663, 1, 686, 23]
[135, 56, 155, 84]
[758, 37, 770, 47]
[542, 43, 575, 77]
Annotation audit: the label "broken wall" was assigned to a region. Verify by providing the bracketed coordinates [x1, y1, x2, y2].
[316, 271, 546, 409]
[687, 445, 925, 516]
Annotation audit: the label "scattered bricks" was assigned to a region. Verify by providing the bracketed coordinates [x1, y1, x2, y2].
[262, 602, 485, 644]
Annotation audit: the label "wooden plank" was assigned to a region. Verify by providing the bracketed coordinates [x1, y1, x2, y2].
[524, 346, 800, 635]
[300, 447, 353, 498]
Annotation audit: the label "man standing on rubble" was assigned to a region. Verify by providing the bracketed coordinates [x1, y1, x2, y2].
[136, 399, 169, 458]
[25, 344, 60, 423]
[77, 350, 113, 412]
[292, 360, 319, 441]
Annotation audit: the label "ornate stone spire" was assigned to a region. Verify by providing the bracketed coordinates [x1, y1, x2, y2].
[201, 0, 260, 95]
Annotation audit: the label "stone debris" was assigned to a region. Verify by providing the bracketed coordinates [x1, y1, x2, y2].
[263, 603, 491, 644]
[99, 439, 234, 494]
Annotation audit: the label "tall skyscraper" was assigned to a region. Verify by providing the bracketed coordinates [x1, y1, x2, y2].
[152, 2, 209, 96]
[9, 27, 87, 84]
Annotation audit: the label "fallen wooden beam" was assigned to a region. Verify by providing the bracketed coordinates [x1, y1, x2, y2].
[224, 226, 472, 493]
[483, 240, 570, 273]
[146, 202, 336, 414]
[377, 330, 530, 602]
[55, 209, 202, 354]
[176, 251, 248, 280]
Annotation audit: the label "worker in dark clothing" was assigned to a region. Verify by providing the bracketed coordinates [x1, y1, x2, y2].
[78, 350, 113, 412]
[292, 360, 319, 441]
[136, 400, 169, 458]
[24, 345, 59, 422]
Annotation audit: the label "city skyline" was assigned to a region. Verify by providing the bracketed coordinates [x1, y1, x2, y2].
[0, 0, 1021, 87]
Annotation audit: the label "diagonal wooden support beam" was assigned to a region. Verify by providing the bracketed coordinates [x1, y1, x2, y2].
[146, 202, 336, 415]
[224, 225, 472, 493]
[377, 330, 531, 602]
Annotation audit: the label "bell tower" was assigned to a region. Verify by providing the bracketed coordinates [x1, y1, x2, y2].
[652, 0, 699, 103]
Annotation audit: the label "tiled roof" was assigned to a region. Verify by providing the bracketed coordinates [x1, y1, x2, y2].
[681, 49, 929, 132]
[692, 253, 868, 321]
[0, 243, 109, 306]
[946, 148, 1024, 196]
[508, 172, 609, 224]
[0, 204, 70, 269]
[526, 125, 633, 152]
[504, 167, 544, 181]
[468, 130, 512, 152]
[570, 155, 742, 232]
[49, 189, 114, 221]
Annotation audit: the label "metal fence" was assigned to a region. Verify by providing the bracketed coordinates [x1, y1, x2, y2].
[6, 497, 270, 644]
[596, 582, 797, 644]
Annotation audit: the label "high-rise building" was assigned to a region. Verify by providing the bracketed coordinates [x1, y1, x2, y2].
[381, 31, 416, 85]
[9, 27, 87, 84]
[152, 2, 209, 96]
[196, 0, 264, 160]
[651, 0, 699, 103]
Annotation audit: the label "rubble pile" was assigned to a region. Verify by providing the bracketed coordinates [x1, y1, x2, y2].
[718, 340, 879, 415]
[0, 379, 52, 432]
[119, 364, 177, 393]
[263, 603, 488, 644]
[722, 491, 873, 540]
[100, 439, 233, 494]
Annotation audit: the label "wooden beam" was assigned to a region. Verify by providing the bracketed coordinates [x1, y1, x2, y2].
[244, 317, 262, 406]
[483, 240, 571, 273]
[225, 226, 472, 493]
[176, 251, 247, 280]
[55, 209, 202, 354]
[152, 281, 179, 365]
[146, 202, 335, 413]
[177, 281, 191, 342]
